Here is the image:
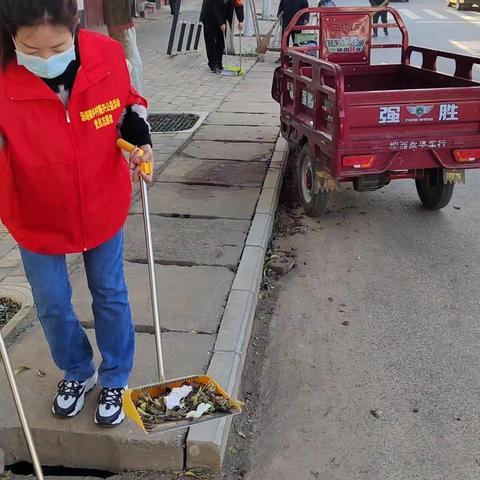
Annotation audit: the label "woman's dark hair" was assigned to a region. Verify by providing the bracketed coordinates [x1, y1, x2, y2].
[0, 0, 79, 69]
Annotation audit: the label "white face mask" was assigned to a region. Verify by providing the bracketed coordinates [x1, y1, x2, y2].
[13, 38, 76, 79]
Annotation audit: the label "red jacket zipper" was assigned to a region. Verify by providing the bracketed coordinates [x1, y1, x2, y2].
[65, 108, 88, 252]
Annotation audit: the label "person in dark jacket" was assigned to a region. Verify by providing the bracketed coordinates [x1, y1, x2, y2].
[277, 0, 310, 45]
[369, 0, 389, 37]
[200, 0, 244, 73]
[226, 0, 244, 29]
[318, 0, 336, 6]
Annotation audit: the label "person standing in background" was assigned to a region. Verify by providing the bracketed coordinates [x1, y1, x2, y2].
[225, 0, 244, 37]
[370, 0, 389, 37]
[277, 0, 310, 46]
[200, 0, 225, 73]
[200, 0, 243, 73]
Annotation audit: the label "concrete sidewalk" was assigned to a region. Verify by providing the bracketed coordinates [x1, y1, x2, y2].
[0, 5, 283, 474]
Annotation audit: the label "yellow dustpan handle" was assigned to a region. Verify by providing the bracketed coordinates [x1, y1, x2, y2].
[116, 138, 153, 175]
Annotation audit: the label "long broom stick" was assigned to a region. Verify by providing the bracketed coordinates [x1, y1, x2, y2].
[0, 332, 44, 480]
[248, 0, 262, 46]
[256, 13, 283, 54]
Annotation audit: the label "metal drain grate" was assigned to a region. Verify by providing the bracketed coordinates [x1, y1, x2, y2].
[148, 113, 201, 133]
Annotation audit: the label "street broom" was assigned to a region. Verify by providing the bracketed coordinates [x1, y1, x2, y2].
[0, 331, 44, 480]
[116, 139, 243, 435]
[256, 13, 283, 55]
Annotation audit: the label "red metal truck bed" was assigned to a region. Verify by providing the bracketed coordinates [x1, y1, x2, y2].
[303, 64, 478, 92]
[272, 6, 480, 214]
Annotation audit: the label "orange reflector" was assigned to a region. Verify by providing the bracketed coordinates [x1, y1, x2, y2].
[453, 149, 480, 163]
[342, 155, 376, 169]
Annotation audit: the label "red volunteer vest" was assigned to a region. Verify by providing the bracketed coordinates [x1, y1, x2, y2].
[0, 30, 147, 254]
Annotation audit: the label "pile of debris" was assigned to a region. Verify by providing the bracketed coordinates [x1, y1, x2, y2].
[0, 298, 20, 329]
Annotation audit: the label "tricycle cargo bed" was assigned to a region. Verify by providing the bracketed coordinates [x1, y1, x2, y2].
[301, 64, 479, 92]
[272, 6, 480, 216]
[277, 59, 480, 151]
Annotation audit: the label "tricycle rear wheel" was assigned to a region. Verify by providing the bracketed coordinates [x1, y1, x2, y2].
[296, 143, 328, 217]
[415, 169, 454, 210]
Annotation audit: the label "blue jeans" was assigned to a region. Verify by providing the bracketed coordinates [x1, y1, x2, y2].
[19, 230, 134, 388]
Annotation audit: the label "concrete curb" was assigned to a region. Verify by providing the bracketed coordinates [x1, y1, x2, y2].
[0, 284, 34, 342]
[185, 136, 289, 471]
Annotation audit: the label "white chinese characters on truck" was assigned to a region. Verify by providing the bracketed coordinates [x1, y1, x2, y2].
[378, 104, 460, 124]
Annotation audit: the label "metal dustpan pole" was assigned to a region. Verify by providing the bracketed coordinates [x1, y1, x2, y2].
[221, 28, 239, 76]
[140, 178, 166, 382]
[0, 332, 44, 480]
[237, 30, 244, 76]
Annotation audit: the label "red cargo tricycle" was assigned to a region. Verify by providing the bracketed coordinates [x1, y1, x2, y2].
[272, 6, 480, 216]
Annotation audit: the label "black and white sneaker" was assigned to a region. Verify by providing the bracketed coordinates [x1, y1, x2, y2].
[52, 373, 97, 418]
[94, 387, 126, 427]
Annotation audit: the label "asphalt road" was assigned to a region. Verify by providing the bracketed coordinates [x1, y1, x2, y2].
[232, 2, 480, 479]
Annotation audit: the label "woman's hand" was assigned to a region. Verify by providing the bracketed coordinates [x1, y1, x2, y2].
[130, 144, 154, 183]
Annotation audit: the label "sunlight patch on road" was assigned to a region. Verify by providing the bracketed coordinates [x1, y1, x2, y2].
[422, 8, 448, 19]
[397, 8, 421, 19]
[449, 39, 480, 54]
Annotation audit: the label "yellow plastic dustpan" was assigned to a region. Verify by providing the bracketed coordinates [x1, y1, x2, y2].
[123, 375, 242, 435]
[116, 139, 243, 435]
[221, 31, 245, 77]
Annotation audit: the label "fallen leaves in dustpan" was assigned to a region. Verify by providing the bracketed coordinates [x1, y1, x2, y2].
[135, 382, 243, 431]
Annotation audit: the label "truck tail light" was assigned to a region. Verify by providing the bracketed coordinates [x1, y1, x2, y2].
[342, 155, 376, 169]
[453, 149, 480, 163]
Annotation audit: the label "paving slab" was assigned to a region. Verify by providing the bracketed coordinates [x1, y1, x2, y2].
[205, 112, 279, 126]
[193, 125, 278, 143]
[0, 248, 21, 269]
[130, 183, 260, 219]
[157, 157, 267, 187]
[182, 140, 274, 162]
[0, 267, 15, 283]
[0, 326, 214, 471]
[71, 262, 233, 334]
[219, 102, 279, 114]
[235, 81, 274, 92]
[226, 92, 277, 103]
[0, 239, 16, 259]
[250, 63, 277, 72]
[124, 215, 250, 268]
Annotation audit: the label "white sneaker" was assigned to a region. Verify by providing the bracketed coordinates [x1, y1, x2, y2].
[52, 372, 97, 418]
[94, 386, 127, 427]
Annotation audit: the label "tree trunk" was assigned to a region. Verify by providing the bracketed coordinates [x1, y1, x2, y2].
[244, 0, 254, 37]
[103, 0, 144, 94]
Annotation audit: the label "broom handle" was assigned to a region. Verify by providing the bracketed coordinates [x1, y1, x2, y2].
[267, 13, 282, 37]
[239, 30, 242, 70]
[116, 139, 166, 383]
[0, 333, 44, 480]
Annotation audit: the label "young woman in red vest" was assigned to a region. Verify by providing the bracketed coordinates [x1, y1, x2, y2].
[0, 0, 153, 427]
